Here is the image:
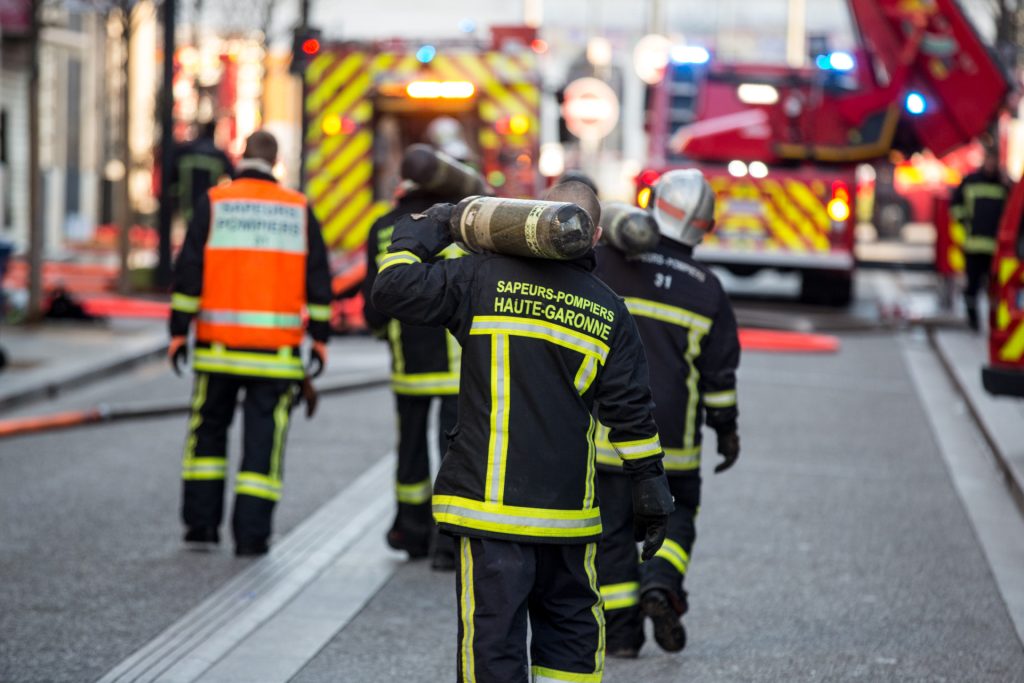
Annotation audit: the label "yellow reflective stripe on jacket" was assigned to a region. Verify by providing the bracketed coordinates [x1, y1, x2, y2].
[485, 334, 511, 504]
[193, 346, 304, 379]
[655, 538, 690, 575]
[532, 666, 603, 683]
[963, 235, 997, 254]
[611, 434, 662, 460]
[235, 471, 282, 502]
[470, 316, 610, 363]
[574, 355, 599, 394]
[378, 250, 422, 273]
[964, 182, 1008, 205]
[391, 372, 460, 396]
[307, 303, 331, 322]
[704, 390, 737, 408]
[600, 581, 640, 610]
[397, 478, 432, 505]
[623, 297, 712, 333]
[433, 495, 603, 539]
[182, 456, 226, 481]
[172, 293, 200, 314]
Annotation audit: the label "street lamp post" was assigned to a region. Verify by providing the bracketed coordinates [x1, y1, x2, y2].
[156, 0, 176, 288]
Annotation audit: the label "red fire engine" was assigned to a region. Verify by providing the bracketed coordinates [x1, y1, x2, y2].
[639, 0, 1007, 306]
[983, 179, 1024, 397]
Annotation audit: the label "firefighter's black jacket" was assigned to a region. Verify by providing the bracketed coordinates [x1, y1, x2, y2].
[169, 136, 235, 223]
[170, 169, 332, 345]
[362, 189, 462, 396]
[952, 170, 1009, 254]
[594, 239, 739, 475]
[372, 215, 666, 544]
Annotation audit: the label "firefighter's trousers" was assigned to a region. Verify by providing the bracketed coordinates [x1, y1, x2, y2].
[596, 471, 700, 650]
[180, 372, 294, 545]
[455, 536, 605, 683]
[964, 251, 994, 329]
[392, 394, 457, 539]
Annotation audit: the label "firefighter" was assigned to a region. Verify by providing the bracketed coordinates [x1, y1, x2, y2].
[594, 169, 741, 657]
[952, 146, 1009, 331]
[361, 149, 473, 570]
[168, 130, 332, 556]
[169, 119, 235, 224]
[371, 182, 674, 683]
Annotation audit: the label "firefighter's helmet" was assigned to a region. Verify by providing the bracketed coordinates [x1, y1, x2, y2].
[649, 169, 716, 247]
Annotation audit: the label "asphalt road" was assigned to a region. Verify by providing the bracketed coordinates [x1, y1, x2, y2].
[1, 288, 1022, 682]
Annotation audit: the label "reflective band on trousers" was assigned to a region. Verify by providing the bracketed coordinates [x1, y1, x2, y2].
[470, 316, 609, 363]
[655, 538, 690, 575]
[600, 581, 639, 610]
[235, 471, 282, 502]
[433, 495, 602, 538]
[396, 478, 432, 505]
[198, 309, 303, 329]
[182, 456, 227, 481]
[532, 666, 603, 682]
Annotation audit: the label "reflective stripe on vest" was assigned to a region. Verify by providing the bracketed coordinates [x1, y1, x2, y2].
[197, 179, 309, 350]
[193, 345, 304, 380]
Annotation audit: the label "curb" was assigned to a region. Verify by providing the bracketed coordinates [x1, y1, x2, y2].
[0, 340, 168, 413]
[0, 372, 389, 439]
[927, 328, 1024, 517]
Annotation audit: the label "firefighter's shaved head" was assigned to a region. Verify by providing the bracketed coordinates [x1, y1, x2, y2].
[243, 131, 279, 165]
[545, 181, 602, 245]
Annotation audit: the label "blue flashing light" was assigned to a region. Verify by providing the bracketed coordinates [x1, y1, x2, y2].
[458, 18, 476, 34]
[905, 91, 927, 116]
[828, 51, 855, 72]
[416, 44, 437, 64]
[670, 45, 710, 65]
[816, 52, 855, 72]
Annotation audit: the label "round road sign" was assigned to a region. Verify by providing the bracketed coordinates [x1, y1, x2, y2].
[561, 77, 620, 141]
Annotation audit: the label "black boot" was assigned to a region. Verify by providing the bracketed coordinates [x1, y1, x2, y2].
[386, 503, 432, 559]
[641, 588, 687, 653]
[183, 526, 220, 551]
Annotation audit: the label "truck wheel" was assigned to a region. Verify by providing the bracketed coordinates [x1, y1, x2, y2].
[800, 270, 853, 307]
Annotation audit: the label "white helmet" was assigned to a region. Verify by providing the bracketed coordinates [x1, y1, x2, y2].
[425, 116, 472, 162]
[649, 169, 716, 247]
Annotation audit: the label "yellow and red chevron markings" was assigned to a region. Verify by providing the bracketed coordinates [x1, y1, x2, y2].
[705, 176, 833, 253]
[992, 256, 1024, 364]
[304, 47, 539, 252]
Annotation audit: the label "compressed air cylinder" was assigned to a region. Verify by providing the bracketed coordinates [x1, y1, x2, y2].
[400, 143, 487, 198]
[601, 202, 661, 255]
[450, 196, 596, 260]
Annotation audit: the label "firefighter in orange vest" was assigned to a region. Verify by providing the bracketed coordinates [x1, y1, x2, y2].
[168, 130, 332, 556]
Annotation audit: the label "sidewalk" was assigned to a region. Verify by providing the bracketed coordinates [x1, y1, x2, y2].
[0, 320, 167, 412]
[931, 328, 1024, 510]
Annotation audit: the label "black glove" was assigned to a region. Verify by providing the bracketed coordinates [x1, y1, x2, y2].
[631, 474, 675, 561]
[307, 341, 327, 379]
[389, 203, 455, 261]
[168, 336, 188, 377]
[292, 378, 319, 419]
[714, 431, 740, 474]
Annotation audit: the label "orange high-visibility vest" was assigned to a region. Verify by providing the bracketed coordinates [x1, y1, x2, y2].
[196, 179, 309, 350]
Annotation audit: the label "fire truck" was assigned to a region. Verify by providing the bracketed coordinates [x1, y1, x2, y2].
[300, 27, 541, 257]
[639, 0, 1007, 306]
[983, 178, 1024, 397]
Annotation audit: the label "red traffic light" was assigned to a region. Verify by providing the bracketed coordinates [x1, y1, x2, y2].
[302, 38, 320, 56]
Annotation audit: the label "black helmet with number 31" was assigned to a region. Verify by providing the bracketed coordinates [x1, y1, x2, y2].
[649, 169, 716, 247]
